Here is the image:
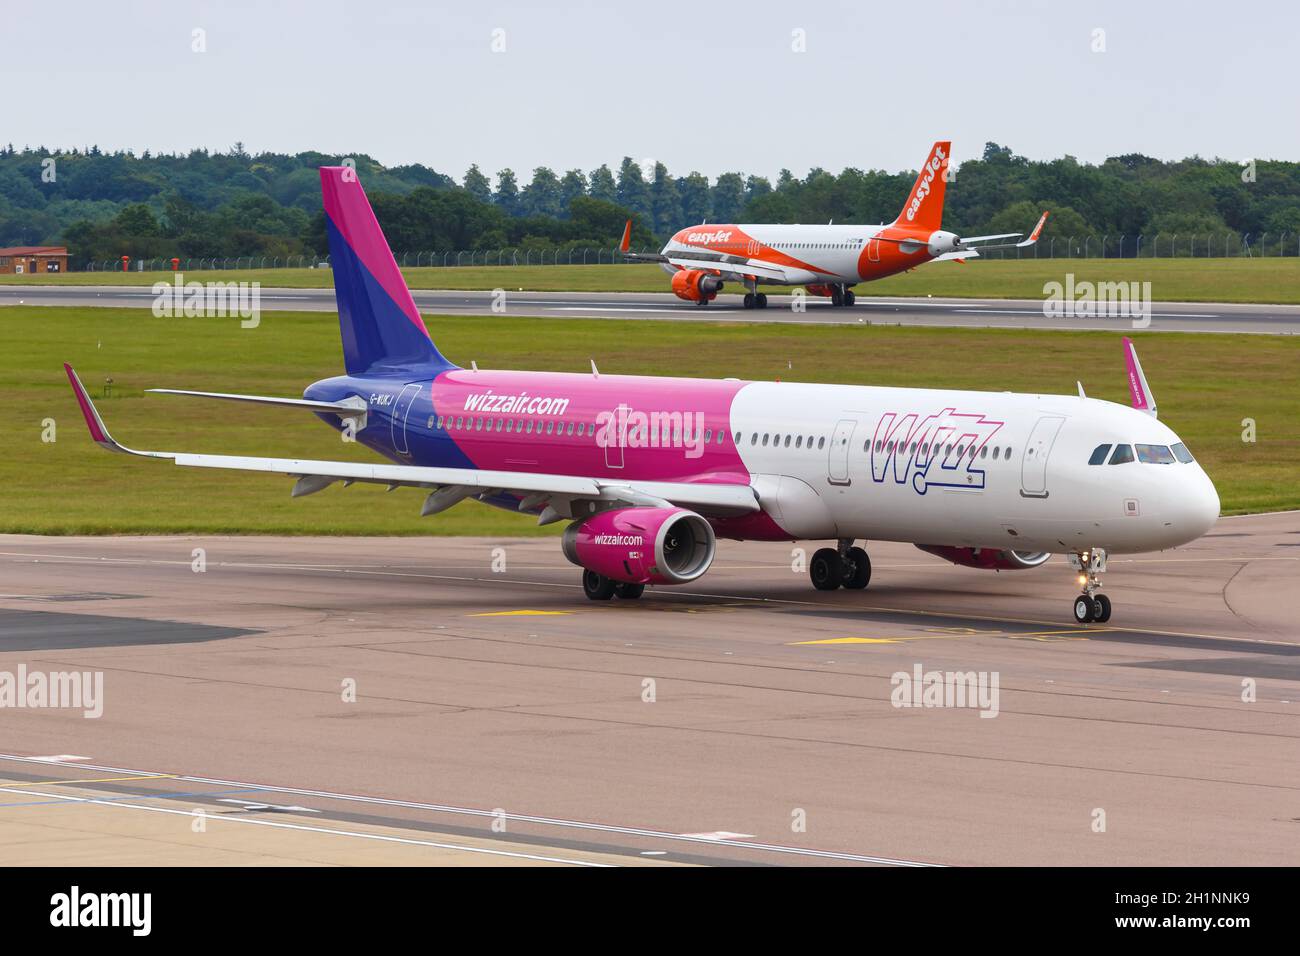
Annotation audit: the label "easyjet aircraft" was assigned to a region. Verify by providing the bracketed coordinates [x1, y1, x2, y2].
[65, 167, 1216, 624]
[621, 141, 1048, 308]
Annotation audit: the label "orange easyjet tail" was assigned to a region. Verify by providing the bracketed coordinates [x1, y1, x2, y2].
[893, 141, 951, 231]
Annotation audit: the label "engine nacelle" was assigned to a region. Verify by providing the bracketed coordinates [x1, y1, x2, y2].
[671, 269, 723, 302]
[916, 545, 1051, 571]
[926, 230, 960, 256]
[562, 507, 716, 585]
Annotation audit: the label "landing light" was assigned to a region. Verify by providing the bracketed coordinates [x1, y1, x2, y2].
[1076, 574, 1087, 586]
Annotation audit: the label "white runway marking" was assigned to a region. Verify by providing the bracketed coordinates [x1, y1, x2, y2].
[0, 754, 938, 866]
[0, 783, 613, 867]
[32, 755, 92, 763]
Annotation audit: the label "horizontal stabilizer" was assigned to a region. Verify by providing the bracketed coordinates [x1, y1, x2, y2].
[147, 389, 368, 417]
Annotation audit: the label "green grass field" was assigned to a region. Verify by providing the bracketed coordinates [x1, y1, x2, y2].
[4, 257, 1300, 304]
[2, 305, 1296, 535]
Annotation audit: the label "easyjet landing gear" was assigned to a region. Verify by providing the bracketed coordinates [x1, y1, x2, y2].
[829, 285, 856, 307]
[1068, 549, 1111, 623]
[742, 291, 769, 309]
[810, 539, 871, 591]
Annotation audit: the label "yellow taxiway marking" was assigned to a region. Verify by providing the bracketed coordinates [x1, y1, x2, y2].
[0, 773, 176, 789]
[467, 609, 572, 617]
[792, 627, 1105, 646]
[793, 637, 903, 645]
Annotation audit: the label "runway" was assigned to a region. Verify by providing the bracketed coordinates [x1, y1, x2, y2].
[1, 512, 1297, 866]
[3, 285, 1299, 334]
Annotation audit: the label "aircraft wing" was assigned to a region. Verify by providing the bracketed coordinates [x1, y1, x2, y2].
[619, 218, 670, 263]
[962, 211, 1050, 251]
[64, 365, 759, 521]
[662, 256, 796, 283]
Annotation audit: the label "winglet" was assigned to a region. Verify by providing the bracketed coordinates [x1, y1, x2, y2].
[1122, 337, 1157, 418]
[619, 219, 632, 254]
[63, 365, 169, 457]
[64, 364, 120, 451]
[1017, 211, 1049, 248]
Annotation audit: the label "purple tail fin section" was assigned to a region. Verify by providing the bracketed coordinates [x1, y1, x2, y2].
[320, 167, 453, 376]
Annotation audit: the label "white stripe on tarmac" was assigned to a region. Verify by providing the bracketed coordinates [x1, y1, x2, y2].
[0, 753, 938, 866]
[0, 783, 612, 867]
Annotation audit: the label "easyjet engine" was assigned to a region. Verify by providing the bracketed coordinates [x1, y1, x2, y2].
[671, 269, 724, 302]
[916, 545, 1051, 571]
[562, 507, 716, 584]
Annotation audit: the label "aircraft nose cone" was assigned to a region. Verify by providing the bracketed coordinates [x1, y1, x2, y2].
[1184, 470, 1220, 539]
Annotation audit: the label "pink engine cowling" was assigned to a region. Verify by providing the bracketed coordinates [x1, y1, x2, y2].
[562, 507, 716, 585]
[916, 545, 1051, 571]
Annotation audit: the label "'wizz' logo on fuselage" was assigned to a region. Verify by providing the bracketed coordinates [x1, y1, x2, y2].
[871, 408, 1004, 494]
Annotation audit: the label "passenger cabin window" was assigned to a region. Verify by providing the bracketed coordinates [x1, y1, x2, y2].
[1088, 444, 1112, 465]
[1171, 442, 1194, 463]
[1135, 443, 1176, 464]
[1109, 444, 1135, 465]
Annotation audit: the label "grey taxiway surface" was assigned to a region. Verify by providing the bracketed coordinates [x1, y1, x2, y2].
[3, 284, 1299, 334]
[1, 512, 1297, 866]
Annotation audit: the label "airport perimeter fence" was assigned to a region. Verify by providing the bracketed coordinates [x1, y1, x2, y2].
[79, 232, 1300, 272]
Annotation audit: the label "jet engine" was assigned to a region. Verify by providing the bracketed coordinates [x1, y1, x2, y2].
[916, 545, 1051, 571]
[671, 269, 724, 302]
[562, 507, 716, 584]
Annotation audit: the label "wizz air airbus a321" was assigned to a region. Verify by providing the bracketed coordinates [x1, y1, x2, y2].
[620, 140, 1049, 308]
[65, 167, 1218, 624]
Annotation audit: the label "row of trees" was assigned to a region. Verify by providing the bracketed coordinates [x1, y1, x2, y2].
[2, 142, 1299, 262]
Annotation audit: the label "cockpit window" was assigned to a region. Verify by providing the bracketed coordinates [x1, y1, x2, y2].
[1088, 444, 1112, 465]
[1135, 443, 1176, 464]
[1171, 442, 1195, 463]
[1108, 444, 1135, 465]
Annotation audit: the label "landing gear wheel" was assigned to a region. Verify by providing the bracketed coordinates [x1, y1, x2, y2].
[1072, 594, 1097, 624]
[830, 286, 845, 307]
[842, 546, 871, 590]
[694, 298, 709, 307]
[756, 293, 768, 309]
[613, 582, 645, 600]
[743, 292, 755, 309]
[843, 290, 856, 306]
[1091, 593, 1112, 623]
[810, 548, 843, 591]
[583, 570, 617, 600]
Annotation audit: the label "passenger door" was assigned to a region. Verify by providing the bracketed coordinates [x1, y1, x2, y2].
[827, 418, 857, 486]
[391, 383, 421, 456]
[1020, 415, 1065, 498]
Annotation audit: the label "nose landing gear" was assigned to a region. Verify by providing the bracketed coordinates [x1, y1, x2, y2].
[1069, 549, 1111, 623]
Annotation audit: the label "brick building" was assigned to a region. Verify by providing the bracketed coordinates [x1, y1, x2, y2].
[0, 246, 69, 275]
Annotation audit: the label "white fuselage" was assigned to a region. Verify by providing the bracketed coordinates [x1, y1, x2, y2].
[726, 381, 1218, 553]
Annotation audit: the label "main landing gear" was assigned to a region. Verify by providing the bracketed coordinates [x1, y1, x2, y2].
[1068, 549, 1112, 623]
[810, 539, 871, 591]
[829, 285, 856, 307]
[582, 569, 644, 601]
[742, 292, 769, 309]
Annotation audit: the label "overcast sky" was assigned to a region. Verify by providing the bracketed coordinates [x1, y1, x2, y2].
[4, 0, 1296, 182]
